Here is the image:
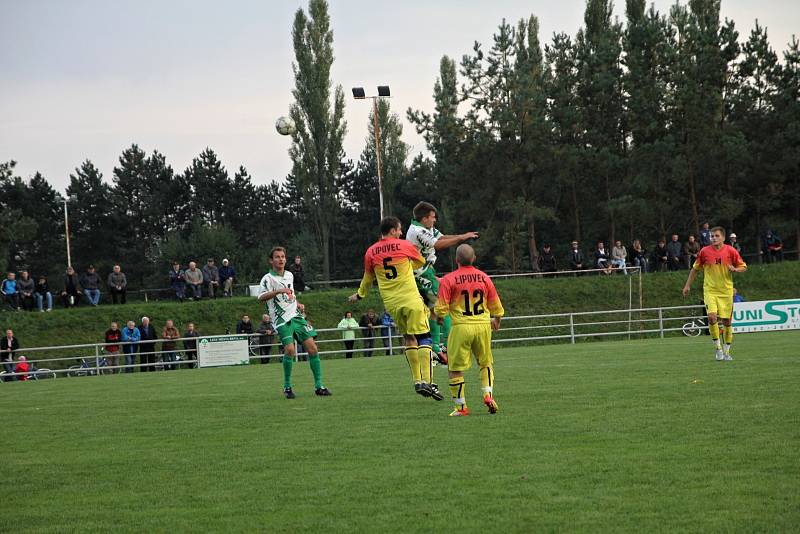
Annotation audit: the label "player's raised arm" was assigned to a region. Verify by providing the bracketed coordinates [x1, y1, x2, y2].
[434, 232, 479, 250]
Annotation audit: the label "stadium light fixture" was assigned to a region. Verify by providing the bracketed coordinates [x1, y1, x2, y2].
[353, 85, 391, 220]
[63, 194, 77, 269]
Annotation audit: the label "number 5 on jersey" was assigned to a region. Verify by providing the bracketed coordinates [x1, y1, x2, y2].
[383, 257, 398, 279]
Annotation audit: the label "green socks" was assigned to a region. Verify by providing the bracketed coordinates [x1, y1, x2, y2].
[429, 318, 441, 353]
[309, 355, 323, 389]
[282, 355, 294, 388]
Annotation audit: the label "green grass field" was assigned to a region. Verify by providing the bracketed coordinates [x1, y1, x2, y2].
[2, 331, 798, 532]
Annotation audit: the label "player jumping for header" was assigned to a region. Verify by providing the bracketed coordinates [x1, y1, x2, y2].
[682, 226, 747, 361]
[349, 216, 444, 401]
[406, 201, 479, 363]
[258, 247, 331, 398]
[435, 244, 505, 416]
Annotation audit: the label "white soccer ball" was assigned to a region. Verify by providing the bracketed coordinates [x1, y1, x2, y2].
[275, 116, 296, 136]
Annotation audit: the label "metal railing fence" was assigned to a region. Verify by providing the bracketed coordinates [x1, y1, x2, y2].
[0, 304, 710, 380]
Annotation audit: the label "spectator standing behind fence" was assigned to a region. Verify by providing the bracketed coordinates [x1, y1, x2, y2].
[699, 222, 712, 247]
[17, 271, 35, 311]
[338, 311, 360, 359]
[359, 309, 379, 357]
[653, 238, 669, 272]
[34, 275, 53, 312]
[611, 240, 628, 274]
[594, 242, 613, 275]
[684, 235, 701, 269]
[61, 266, 82, 307]
[1, 329, 19, 381]
[169, 262, 186, 302]
[380, 310, 396, 356]
[569, 240, 585, 275]
[631, 239, 649, 273]
[256, 314, 275, 363]
[161, 320, 180, 370]
[763, 230, 784, 262]
[138, 316, 158, 373]
[202, 258, 220, 299]
[108, 265, 127, 304]
[219, 259, 236, 297]
[81, 265, 102, 306]
[538, 244, 557, 273]
[237, 314, 253, 335]
[667, 234, 683, 271]
[288, 255, 306, 293]
[728, 233, 742, 253]
[104, 322, 121, 373]
[183, 322, 200, 368]
[184, 262, 203, 300]
[2, 272, 19, 311]
[121, 321, 140, 373]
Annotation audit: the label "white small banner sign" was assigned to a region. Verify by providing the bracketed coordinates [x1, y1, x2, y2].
[197, 335, 250, 368]
[732, 299, 800, 333]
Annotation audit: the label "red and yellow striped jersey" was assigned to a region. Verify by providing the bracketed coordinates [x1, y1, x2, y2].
[692, 244, 747, 294]
[435, 266, 505, 325]
[357, 237, 425, 306]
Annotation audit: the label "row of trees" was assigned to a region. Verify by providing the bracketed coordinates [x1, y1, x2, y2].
[2, 0, 798, 287]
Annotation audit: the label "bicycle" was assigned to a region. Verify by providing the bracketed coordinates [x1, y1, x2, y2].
[682, 315, 725, 338]
[67, 357, 112, 377]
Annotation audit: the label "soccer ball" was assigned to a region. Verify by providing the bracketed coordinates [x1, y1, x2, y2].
[275, 116, 296, 136]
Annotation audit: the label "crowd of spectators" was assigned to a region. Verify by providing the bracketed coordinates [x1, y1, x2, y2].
[168, 258, 237, 301]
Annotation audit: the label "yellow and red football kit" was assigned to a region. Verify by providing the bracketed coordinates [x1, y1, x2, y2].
[692, 244, 747, 319]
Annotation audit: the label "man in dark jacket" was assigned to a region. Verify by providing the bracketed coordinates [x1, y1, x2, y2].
[288, 255, 306, 293]
[107, 264, 127, 304]
[219, 259, 236, 297]
[17, 270, 35, 311]
[1, 328, 20, 380]
[653, 239, 669, 272]
[183, 323, 200, 368]
[81, 265, 102, 306]
[666, 234, 683, 271]
[138, 316, 158, 372]
[202, 258, 220, 299]
[538, 244, 557, 273]
[61, 266, 82, 308]
[568, 241, 585, 275]
[359, 309, 380, 357]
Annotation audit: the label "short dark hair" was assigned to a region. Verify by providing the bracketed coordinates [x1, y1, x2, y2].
[710, 226, 726, 237]
[269, 246, 286, 259]
[380, 217, 401, 236]
[413, 201, 436, 221]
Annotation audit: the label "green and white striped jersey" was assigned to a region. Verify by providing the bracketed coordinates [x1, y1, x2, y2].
[258, 269, 299, 328]
[406, 219, 441, 274]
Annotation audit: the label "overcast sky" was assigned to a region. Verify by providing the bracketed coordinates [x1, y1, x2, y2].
[1, 0, 797, 193]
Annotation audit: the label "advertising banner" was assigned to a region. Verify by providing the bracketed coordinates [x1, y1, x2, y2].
[197, 335, 250, 368]
[732, 299, 800, 333]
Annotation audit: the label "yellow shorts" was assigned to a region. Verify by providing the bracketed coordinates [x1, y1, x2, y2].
[387, 299, 430, 336]
[704, 291, 733, 319]
[447, 323, 493, 372]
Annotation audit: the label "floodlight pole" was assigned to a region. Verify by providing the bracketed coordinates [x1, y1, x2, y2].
[64, 198, 72, 269]
[371, 96, 385, 221]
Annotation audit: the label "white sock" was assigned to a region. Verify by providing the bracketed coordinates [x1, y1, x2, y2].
[724, 344, 731, 355]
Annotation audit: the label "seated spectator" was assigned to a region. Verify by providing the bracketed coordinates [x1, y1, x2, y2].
[161, 320, 181, 370]
[594, 241, 613, 275]
[17, 270, 35, 311]
[631, 239, 649, 273]
[169, 262, 186, 302]
[15, 355, 30, 381]
[219, 258, 236, 297]
[733, 288, 746, 303]
[568, 240, 585, 276]
[81, 265, 102, 306]
[107, 264, 127, 305]
[61, 266, 82, 307]
[104, 322, 122, 373]
[1, 272, 19, 311]
[666, 234, 683, 271]
[653, 238, 669, 272]
[183, 322, 200, 368]
[184, 262, 203, 300]
[728, 232, 742, 253]
[538, 244, 557, 273]
[683, 235, 701, 269]
[120, 320, 141, 373]
[359, 309, 379, 358]
[256, 314, 275, 363]
[138, 316, 158, 373]
[236, 314, 254, 335]
[338, 311, 360, 358]
[34, 275, 53, 312]
[763, 230, 784, 262]
[611, 240, 628, 274]
[202, 258, 220, 299]
[1, 328, 19, 381]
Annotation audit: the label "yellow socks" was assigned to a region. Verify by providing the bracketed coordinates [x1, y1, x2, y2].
[404, 346, 421, 383]
[709, 323, 721, 347]
[449, 376, 466, 410]
[480, 365, 494, 397]
[418, 344, 433, 384]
